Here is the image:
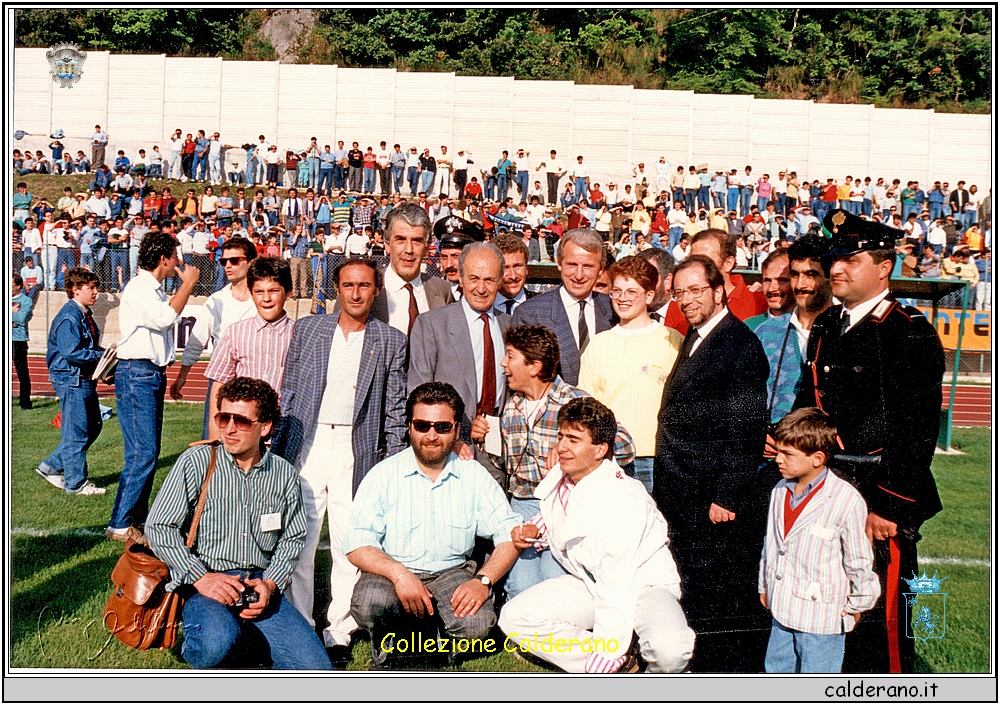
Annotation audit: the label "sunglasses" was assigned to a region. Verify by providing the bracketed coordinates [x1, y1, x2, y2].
[219, 256, 247, 266]
[214, 412, 260, 431]
[410, 420, 457, 434]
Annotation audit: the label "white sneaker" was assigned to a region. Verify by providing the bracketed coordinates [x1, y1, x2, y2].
[67, 481, 106, 496]
[36, 467, 65, 490]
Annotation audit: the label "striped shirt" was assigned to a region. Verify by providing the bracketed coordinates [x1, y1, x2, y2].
[204, 313, 295, 394]
[343, 447, 520, 574]
[146, 444, 307, 592]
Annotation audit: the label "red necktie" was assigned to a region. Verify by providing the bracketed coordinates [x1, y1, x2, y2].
[477, 313, 496, 416]
[84, 309, 99, 340]
[404, 282, 419, 336]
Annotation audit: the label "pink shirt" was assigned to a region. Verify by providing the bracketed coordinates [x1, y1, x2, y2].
[757, 179, 772, 200]
[204, 313, 295, 396]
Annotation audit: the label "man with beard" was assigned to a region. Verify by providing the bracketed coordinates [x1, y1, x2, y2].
[753, 237, 831, 423]
[345, 382, 521, 669]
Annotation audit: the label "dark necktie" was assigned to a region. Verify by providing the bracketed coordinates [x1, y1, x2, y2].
[839, 308, 851, 337]
[649, 310, 663, 323]
[84, 309, 98, 341]
[577, 299, 589, 353]
[477, 313, 496, 416]
[504, 298, 515, 315]
[404, 282, 418, 336]
[680, 328, 700, 358]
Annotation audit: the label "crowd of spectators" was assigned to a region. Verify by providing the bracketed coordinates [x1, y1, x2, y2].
[11, 131, 993, 311]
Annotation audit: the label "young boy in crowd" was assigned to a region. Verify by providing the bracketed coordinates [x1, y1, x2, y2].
[758, 407, 880, 673]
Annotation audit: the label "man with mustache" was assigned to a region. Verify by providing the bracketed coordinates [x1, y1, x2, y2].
[753, 236, 832, 423]
[745, 249, 794, 332]
[345, 382, 521, 669]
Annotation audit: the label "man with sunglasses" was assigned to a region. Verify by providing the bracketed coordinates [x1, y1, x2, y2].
[345, 382, 521, 670]
[653, 254, 771, 673]
[171, 238, 258, 436]
[271, 258, 408, 657]
[146, 377, 332, 670]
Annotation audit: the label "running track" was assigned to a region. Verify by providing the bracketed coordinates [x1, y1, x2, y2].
[11, 358, 992, 427]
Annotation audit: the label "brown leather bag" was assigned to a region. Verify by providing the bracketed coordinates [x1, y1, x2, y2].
[104, 441, 219, 650]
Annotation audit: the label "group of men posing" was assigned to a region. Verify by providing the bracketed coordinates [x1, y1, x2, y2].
[37, 194, 944, 674]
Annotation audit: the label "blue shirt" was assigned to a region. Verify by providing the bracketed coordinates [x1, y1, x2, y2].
[12, 293, 33, 342]
[320, 151, 335, 169]
[755, 312, 803, 423]
[344, 447, 520, 574]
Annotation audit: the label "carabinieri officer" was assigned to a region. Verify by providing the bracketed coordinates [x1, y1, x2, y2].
[794, 208, 944, 673]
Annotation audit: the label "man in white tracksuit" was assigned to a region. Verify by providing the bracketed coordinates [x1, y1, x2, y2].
[499, 397, 695, 673]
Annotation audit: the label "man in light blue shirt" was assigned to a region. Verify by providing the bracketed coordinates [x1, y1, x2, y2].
[345, 382, 520, 669]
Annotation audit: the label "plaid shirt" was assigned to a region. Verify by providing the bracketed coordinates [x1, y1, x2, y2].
[502, 376, 636, 499]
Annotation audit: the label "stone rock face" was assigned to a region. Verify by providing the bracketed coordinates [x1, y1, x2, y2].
[260, 9, 317, 64]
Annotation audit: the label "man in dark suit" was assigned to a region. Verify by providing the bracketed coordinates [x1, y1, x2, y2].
[368, 202, 453, 334]
[512, 229, 617, 385]
[408, 241, 510, 485]
[272, 257, 408, 654]
[653, 254, 772, 673]
[795, 209, 944, 673]
[492, 232, 536, 315]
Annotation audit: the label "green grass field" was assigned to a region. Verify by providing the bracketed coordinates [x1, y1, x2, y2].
[9, 399, 991, 672]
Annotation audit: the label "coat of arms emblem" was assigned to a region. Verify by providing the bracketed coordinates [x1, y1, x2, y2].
[46, 43, 87, 89]
[903, 570, 947, 642]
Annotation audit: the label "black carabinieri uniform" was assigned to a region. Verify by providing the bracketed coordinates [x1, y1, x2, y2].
[795, 295, 944, 673]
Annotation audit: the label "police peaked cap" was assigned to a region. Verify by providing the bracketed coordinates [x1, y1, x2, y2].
[823, 208, 902, 257]
[434, 215, 485, 245]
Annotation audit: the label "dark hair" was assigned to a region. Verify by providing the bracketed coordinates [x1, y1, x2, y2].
[405, 382, 465, 426]
[772, 407, 839, 461]
[332, 257, 383, 291]
[503, 324, 560, 383]
[493, 232, 530, 262]
[216, 376, 281, 430]
[13, 274, 24, 287]
[557, 397, 617, 459]
[673, 255, 726, 301]
[608, 255, 658, 293]
[63, 268, 99, 298]
[385, 202, 431, 244]
[760, 248, 790, 275]
[867, 248, 897, 267]
[638, 247, 676, 279]
[787, 234, 832, 267]
[247, 257, 292, 293]
[690, 228, 737, 263]
[221, 236, 258, 262]
[138, 231, 179, 271]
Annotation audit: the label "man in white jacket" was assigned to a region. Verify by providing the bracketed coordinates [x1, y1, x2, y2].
[499, 397, 694, 673]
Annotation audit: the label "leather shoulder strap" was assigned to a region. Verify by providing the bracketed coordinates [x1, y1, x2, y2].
[185, 440, 220, 549]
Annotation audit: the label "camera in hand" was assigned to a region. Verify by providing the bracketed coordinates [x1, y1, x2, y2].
[235, 583, 260, 609]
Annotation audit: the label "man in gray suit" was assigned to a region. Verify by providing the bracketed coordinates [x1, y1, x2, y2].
[369, 203, 453, 335]
[512, 229, 618, 385]
[272, 257, 408, 655]
[408, 241, 510, 485]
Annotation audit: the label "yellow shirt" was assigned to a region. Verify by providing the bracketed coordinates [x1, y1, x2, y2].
[837, 183, 851, 200]
[577, 322, 683, 456]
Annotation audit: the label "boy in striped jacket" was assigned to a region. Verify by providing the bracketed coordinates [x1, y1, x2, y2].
[758, 408, 880, 673]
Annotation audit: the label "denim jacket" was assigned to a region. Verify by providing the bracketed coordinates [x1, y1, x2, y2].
[46, 301, 104, 387]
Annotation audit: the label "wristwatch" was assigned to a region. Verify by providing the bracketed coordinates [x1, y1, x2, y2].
[475, 574, 493, 592]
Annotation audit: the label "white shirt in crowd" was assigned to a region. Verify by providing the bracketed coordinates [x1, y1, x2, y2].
[559, 286, 597, 352]
[117, 269, 180, 367]
[317, 327, 366, 426]
[179, 285, 257, 367]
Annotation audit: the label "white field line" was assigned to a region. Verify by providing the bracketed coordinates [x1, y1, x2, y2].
[11, 528, 991, 569]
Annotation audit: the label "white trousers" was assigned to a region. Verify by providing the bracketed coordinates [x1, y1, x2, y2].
[499, 574, 695, 673]
[287, 425, 359, 646]
[433, 168, 451, 197]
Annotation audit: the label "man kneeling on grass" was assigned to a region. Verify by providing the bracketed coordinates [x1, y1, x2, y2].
[499, 397, 695, 673]
[344, 382, 521, 670]
[146, 377, 332, 670]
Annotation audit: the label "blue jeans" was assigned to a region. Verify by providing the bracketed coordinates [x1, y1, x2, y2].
[929, 202, 942, 221]
[764, 618, 845, 673]
[407, 166, 419, 195]
[392, 165, 404, 193]
[334, 164, 347, 190]
[40, 378, 103, 492]
[308, 157, 320, 189]
[110, 249, 129, 291]
[484, 177, 495, 201]
[632, 457, 654, 494]
[363, 167, 376, 193]
[244, 162, 256, 187]
[180, 570, 332, 670]
[516, 171, 529, 199]
[56, 249, 77, 289]
[504, 497, 569, 600]
[194, 154, 208, 181]
[574, 177, 588, 202]
[776, 192, 786, 214]
[727, 187, 739, 213]
[740, 187, 753, 216]
[110, 360, 166, 530]
[419, 170, 434, 195]
[668, 227, 683, 252]
[497, 175, 509, 203]
[318, 169, 333, 197]
[862, 199, 872, 217]
[758, 196, 769, 212]
[698, 185, 710, 210]
[684, 189, 697, 213]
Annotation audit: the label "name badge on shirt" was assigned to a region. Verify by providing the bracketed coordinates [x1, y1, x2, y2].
[260, 512, 282, 532]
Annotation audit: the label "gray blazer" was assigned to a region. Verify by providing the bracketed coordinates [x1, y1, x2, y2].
[407, 300, 511, 484]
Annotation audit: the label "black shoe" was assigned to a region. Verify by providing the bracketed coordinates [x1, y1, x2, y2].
[326, 645, 352, 669]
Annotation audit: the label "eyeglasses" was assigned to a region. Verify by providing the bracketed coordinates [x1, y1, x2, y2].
[214, 412, 260, 431]
[670, 285, 714, 301]
[609, 288, 645, 301]
[219, 256, 247, 266]
[411, 420, 457, 434]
